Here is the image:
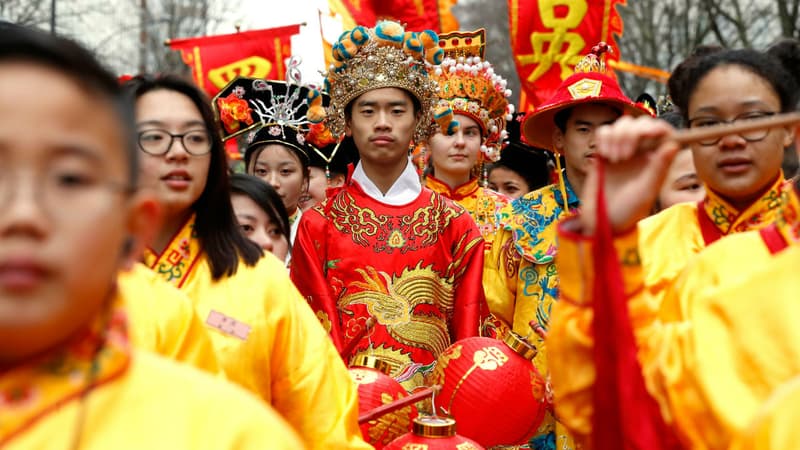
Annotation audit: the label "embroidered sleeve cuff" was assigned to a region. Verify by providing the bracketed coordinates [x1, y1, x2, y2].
[557, 217, 643, 306]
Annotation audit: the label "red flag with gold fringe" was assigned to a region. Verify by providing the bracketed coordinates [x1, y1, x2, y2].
[509, 0, 626, 112]
[328, 0, 459, 32]
[167, 24, 301, 98]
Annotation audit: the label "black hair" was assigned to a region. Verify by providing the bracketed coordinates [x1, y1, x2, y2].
[489, 146, 553, 193]
[123, 74, 262, 280]
[553, 107, 573, 133]
[668, 40, 800, 121]
[0, 23, 138, 186]
[230, 173, 291, 250]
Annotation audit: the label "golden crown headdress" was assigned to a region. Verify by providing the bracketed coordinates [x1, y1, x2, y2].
[428, 29, 514, 162]
[323, 20, 456, 143]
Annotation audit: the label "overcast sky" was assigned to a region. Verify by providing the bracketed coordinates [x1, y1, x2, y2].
[48, 0, 339, 83]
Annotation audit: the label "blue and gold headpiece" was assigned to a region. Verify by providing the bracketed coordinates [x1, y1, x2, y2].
[323, 20, 457, 143]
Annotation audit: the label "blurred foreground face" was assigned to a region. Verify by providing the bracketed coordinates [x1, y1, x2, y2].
[657, 149, 705, 210]
[0, 62, 132, 363]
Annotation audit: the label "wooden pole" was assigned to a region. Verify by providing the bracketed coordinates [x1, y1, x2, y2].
[672, 112, 800, 147]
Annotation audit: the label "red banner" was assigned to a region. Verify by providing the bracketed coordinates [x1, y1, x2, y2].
[167, 24, 301, 97]
[509, 0, 625, 112]
[328, 0, 459, 32]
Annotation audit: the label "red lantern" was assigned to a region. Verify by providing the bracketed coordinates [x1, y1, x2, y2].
[427, 332, 547, 447]
[384, 416, 484, 450]
[350, 356, 417, 448]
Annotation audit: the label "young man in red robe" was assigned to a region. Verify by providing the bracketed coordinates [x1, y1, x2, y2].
[290, 20, 496, 391]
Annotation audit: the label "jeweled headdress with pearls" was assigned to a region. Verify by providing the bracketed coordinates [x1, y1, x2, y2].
[324, 20, 456, 143]
[428, 29, 514, 162]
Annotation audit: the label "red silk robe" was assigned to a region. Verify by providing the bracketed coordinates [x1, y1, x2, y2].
[291, 181, 491, 390]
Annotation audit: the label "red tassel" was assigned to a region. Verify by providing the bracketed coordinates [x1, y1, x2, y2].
[590, 161, 680, 449]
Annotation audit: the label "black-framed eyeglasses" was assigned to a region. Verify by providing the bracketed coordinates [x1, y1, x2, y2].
[687, 111, 777, 146]
[137, 129, 212, 156]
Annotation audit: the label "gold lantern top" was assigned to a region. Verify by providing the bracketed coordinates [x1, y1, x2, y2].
[351, 355, 393, 375]
[412, 416, 457, 438]
[502, 331, 538, 360]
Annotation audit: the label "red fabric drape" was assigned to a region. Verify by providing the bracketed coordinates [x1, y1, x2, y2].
[591, 161, 680, 449]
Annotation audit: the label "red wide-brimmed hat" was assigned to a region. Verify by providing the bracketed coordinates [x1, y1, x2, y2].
[522, 43, 653, 150]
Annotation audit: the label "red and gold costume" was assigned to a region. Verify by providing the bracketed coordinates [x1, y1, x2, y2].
[291, 175, 492, 391]
[293, 20, 493, 392]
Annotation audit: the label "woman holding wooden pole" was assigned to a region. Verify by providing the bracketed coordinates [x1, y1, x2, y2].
[548, 39, 800, 449]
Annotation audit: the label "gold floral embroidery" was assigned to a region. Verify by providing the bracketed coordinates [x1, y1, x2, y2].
[388, 230, 406, 248]
[327, 191, 463, 254]
[427, 344, 462, 387]
[142, 214, 202, 288]
[703, 174, 788, 234]
[315, 310, 332, 333]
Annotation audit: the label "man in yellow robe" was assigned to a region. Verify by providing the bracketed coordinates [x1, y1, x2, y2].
[482, 45, 650, 449]
[0, 24, 304, 449]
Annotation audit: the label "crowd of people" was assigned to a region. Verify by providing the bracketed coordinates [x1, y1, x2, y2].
[2, 15, 800, 450]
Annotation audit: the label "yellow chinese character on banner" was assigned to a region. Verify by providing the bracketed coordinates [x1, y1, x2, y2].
[208, 56, 273, 90]
[517, 0, 589, 83]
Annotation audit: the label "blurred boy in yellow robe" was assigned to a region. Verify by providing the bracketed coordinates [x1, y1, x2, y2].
[730, 375, 800, 450]
[0, 25, 304, 450]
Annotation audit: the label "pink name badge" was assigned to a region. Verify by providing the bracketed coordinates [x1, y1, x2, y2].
[205, 310, 251, 341]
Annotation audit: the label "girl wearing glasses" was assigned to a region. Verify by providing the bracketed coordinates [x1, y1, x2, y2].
[547, 41, 800, 448]
[126, 75, 369, 450]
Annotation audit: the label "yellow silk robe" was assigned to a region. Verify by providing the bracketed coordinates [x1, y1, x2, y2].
[426, 176, 510, 252]
[483, 180, 579, 450]
[549, 185, 800, 449]
[118, 263, 220, 375]
[730, 376, 800, 450]
[635, 175, 789, 312]
[143, 216, 369, 450]
[5, 351, 305, 450]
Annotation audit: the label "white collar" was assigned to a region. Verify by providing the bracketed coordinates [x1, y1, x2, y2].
[351, 158, 422, 206]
